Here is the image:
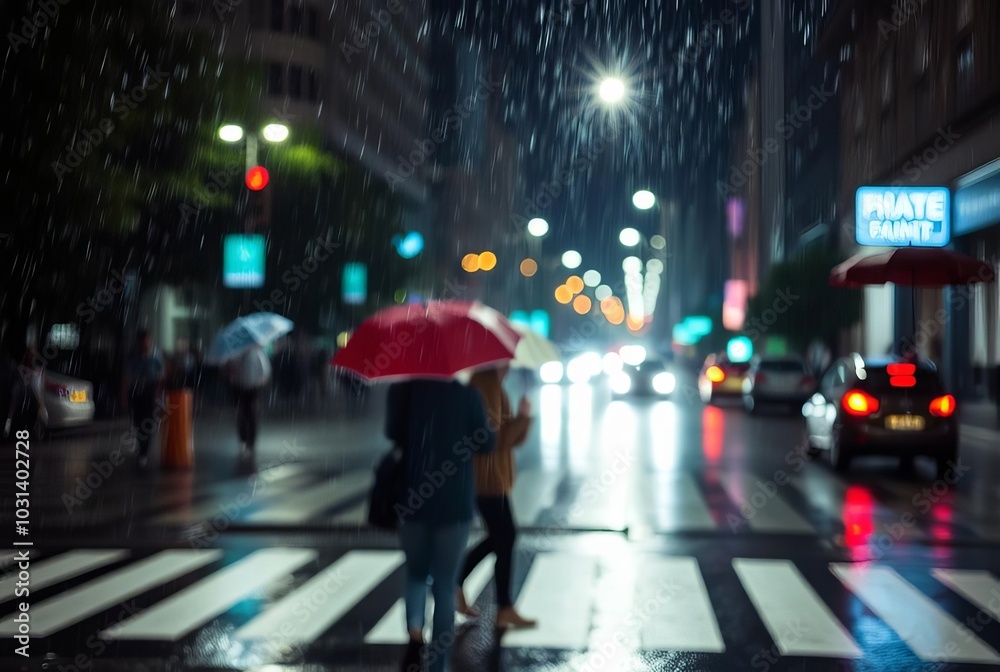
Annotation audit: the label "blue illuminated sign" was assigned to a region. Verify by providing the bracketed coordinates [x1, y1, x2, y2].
[856, 186, 950, 247]
[223, 235, 265, 288]
[529, 310, 550, 338]
[683, 316, 713, 338]
[342, 263, 367, 305]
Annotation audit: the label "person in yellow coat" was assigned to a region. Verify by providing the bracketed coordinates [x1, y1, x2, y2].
[456, 364, 537, 629]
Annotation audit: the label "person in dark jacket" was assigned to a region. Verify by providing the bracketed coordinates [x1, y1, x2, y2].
[386, 379, 496, 672]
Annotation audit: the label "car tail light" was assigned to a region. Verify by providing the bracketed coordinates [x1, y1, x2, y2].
[929, 394, 956, 418]
[890, 376, 917, 388]
[842, 389, 880, 417]
[706, 365, 725, 383]
[887, 362, 917, 376]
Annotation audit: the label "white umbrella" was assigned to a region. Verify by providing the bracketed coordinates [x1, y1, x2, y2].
[206, 313, 294, 364]
[510, 323, 560, 369]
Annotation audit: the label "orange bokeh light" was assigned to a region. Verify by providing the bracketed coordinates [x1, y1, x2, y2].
[573, 295, 592, 314]
[478, 251, 497, 271]
[520, 258, 538, 277]
[566, 275, 584, 294]
[555, 285, 573, 304]
[461, 253, 480, 272]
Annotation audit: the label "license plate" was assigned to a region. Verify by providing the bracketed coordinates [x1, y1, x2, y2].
[886, 414, 925, 431]
[70, 390, 88, 403]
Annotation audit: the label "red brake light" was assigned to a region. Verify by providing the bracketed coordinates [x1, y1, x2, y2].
[929, 395, 956, 418]
[706, 365, 726, 383]
[890, 376, 917, 388]
[843, 389, 880, 417]
[887, 363, 917, 376]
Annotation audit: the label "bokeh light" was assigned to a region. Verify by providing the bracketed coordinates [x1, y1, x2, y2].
[562, 250, 582, 269]
[478, 251, 497, 271]
[520, 258, 538, 277]
[555, 285, 573, 304]
[566, 275, 585, 294]
[573, 295, 592, 314]
[461, 253, 479, 272]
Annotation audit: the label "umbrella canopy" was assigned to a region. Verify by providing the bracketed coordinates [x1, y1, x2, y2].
[829, 247, 995, 288]
[206, 313, 294, 364]
[332, 301, 520, 383]
[509, 323, 560, 369]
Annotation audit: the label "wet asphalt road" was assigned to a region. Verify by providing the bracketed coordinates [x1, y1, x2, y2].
[2, 377, 1000, 672]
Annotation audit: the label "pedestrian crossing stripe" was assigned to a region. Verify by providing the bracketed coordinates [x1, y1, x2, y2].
[4, 548, 1000, 664]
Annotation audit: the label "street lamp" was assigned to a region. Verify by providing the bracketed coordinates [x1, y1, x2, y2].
[598, 77, 626, 104]
[562, 250, 582, 269]
[218, 122, 289, 172]
[619, 227, 641, 247]
[632, 189, 656, 210]
[527, 218, 549, 237]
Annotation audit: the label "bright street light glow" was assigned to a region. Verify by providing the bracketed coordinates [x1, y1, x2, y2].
[619, 228, 641, 247]
[632, 190, 656, 210]
[595, 285, 612, 301]
[650, 234, 666, 250]
[218, 124, 244, 142]
[623, 256, 642, 274]
[540, 361, 564, 384]
[527, 218, 549, 237]
[262, 123, 289, 142]
[653, 372, 677, 395]
[646, 258, 664, 275]
[583, 270, 601, 287]
[562, 250, 582, 269]
[599, 77, 626, 103]
[620, 345, 647, 366]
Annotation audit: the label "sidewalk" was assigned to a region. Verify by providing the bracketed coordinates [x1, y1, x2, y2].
[959, 399, 999, 430]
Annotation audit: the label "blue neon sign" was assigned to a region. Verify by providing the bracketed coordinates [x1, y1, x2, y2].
[855, 186, 950, 247]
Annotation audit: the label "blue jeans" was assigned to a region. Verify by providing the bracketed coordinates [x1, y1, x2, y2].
[398, 520, 470, 672]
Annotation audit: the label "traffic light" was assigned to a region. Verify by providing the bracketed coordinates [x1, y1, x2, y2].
[245, 165, 269, 191]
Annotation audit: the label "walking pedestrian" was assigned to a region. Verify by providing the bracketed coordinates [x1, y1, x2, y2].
[456, 364, 537, 629]
[125, 330, 164, 470]
[227, 343, 271, 455]
[386, 379, 496, 672]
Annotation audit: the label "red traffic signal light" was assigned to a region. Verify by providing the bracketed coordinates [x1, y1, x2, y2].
[246, 166, 269, 191]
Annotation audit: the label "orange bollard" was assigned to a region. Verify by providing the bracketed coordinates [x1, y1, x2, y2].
[161, 390, 194, 469]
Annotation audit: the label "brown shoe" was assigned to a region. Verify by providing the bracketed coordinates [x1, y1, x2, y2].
[495, 606, 537, 629]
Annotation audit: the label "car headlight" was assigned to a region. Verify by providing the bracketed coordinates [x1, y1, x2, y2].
[540, 361, 564, 384]
[652, 372, 676, 395]
[611, 372, 632, 395]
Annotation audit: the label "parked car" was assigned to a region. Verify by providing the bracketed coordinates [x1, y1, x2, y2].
[802, 354, 958, 476]
[40, 371, 95, 435]
[611, 357, 676, 397]
[698, 353, 750, 404]
[742, 355, 816, 414]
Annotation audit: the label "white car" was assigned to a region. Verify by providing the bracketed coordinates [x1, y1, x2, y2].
[742, 356, 816, 414]
[41, 371, 96, 432]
